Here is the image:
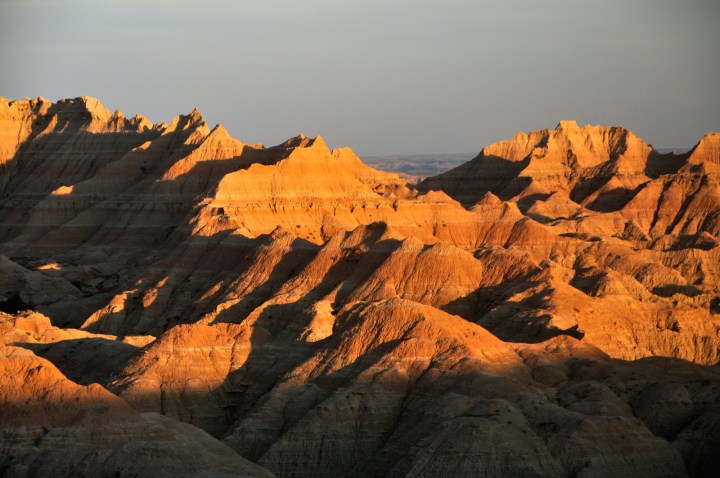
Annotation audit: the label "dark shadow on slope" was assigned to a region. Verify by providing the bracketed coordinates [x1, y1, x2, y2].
[6, 125, 326, 264]
[515, 193, 552, 213]
[0, 101, 159, 246]
[440, 283, 529, 322]
[6, 330, 719, 478]
[158, 139, 306, 194]
[211, 300, 548, 477]
[656, 234, 718, 252]
[0, 294, 30, 314]
[99, 295, 720, 477]
[645, 151, 688, 178]
[569, 176, 609, 205]
[417, 155, 531, 207]
[309, 239, 403, 307]
[651, 284, 702, 298]
[710, 298, 720, 314]
[209, 236, 320, 326]
[583, 185, 640, 213]
[14, 337, 141, 386]
[218, 336, 410, 462]
[1, 109, 278, 259]
[82, 229, 318, 336]
[663, 177, 709, 236]
[443, 284, 585, 343]
[211, 228, 402, 329]
[567, 152, 687, 215]
[147, 297, 417, 447]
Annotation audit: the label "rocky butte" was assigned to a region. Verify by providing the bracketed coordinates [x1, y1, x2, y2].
[0, 96, 719, 477]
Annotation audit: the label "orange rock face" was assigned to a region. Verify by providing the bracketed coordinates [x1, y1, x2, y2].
[0, 341, 274, 477]
[1, 97, 719, 476]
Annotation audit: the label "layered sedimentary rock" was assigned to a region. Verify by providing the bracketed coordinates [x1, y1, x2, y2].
[420, 121, 685, 205]
[102, 301, 716, 477]
[419, 122, 720, 241]
[0, 341, 274, 477]
[1, 97, 719, 476]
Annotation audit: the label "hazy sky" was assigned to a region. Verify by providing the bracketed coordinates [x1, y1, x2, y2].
[1, 0, 718, 155]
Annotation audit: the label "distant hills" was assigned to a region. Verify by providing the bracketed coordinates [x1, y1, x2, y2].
[361, 152, 475, 182]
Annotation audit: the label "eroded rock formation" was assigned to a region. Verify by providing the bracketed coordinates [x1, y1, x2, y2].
[1, 97, 719, 477]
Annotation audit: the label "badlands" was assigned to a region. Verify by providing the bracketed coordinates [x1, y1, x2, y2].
[0, 96, 719, 477]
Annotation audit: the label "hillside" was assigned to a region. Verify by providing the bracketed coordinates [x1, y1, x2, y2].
[1, 97, 719, 477]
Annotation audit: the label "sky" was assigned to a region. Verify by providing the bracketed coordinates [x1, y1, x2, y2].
[1, 0, 718, 156]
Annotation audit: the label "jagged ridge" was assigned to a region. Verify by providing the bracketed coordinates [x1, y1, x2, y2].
[1, 98, 719, 477]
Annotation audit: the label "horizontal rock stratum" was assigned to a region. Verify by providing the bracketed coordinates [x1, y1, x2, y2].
[1, 96, 719, 477]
